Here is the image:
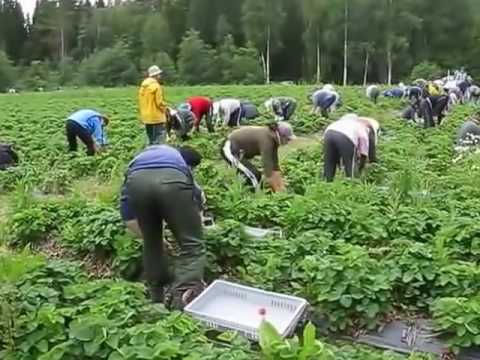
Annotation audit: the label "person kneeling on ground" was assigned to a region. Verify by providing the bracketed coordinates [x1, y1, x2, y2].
[65, 109, 109, 156]
[323, 114, 373, 182]
[120, 145, 206, 310]
[187, 96, 214, 133]
[221, 122, 296, 192]
[311, 86, 341, 118]
[0, 143, 19, 170]
[265, 97, 297, 121]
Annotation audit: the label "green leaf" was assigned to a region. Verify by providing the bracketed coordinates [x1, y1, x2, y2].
[339, 295, 352, 308]
[84, 340, 102, 357]
[365, 303, 380, 318]
[259, 320, 283, 354]
[106, 333, 121, 349]
[69, 320, 95, 341]
[36, 339, 49, 353]
[38, 342, 70, 360]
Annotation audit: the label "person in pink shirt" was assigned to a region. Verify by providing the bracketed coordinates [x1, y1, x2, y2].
[323, 114, 373, 182]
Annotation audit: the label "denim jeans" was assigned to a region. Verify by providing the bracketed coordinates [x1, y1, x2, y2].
[145, 123, 166, 145]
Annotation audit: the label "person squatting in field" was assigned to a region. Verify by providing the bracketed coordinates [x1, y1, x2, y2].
[65, 109, 109, 156]
[138, 65, 168, 145]
[401, 86, 423, 124]
[311, 85, 341, 118]
[120, 145, 206, 310]
[323, 114, 378, 182]
[264, 97, 298, 121]
[186, 96, 214, 132]
[221, 122, 296, 192]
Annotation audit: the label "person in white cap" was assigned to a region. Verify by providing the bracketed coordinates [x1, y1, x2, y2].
[221, 122, 296, 192]
[138, 65, 168, 145]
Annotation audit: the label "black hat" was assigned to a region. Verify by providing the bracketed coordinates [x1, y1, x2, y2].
[178, 146, 202, 168]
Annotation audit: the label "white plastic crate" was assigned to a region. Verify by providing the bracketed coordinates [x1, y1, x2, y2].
[243, 226, 283, 239]
[184, 280, 308, 340]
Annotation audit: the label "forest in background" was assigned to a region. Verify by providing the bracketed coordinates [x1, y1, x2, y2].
[1, 0, 480, 90]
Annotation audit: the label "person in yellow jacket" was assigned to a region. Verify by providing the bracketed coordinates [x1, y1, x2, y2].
[138, 65, 168, 145]
[426, 81, 444, 97]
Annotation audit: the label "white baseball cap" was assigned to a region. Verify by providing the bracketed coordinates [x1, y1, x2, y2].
[148, 65, 162, 77]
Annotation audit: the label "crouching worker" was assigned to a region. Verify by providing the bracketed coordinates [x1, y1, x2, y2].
[265, 97, 297, 121]
[366, 85, 380, 104]
[323, 114, 372, 182]
[0, 143, 18, 170]
[66, 109, 109, 156]
[212, 98, 242, 128]
[187, 96, 214, 132]
[167, 107, 195, 141]
[420, 95, 449, 128]
[221, 122, 296, 192]
[120, 145, 206, 310]
[456, 116, 480, 147]
[311, 86, 341, 118]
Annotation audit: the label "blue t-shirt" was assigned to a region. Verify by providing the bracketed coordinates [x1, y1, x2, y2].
[120, 145, 203, 221]
[69, 109, 107, 146]
[312, 91, 337, 109]
[383, 88, 404, 98]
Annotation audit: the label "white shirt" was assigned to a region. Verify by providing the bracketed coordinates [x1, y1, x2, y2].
[213, 99, 241, 125]
[326, 114, 370, 156]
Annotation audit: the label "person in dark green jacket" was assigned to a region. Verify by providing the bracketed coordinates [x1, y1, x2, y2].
[120, 145, 205, 310]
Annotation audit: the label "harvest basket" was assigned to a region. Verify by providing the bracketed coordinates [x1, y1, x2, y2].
[184, 280, 308, 340]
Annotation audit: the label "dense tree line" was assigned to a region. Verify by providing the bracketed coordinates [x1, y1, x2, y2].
[1, 0, 480, 89]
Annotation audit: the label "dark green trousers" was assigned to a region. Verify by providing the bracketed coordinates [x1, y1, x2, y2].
[126, 168, 205, 292]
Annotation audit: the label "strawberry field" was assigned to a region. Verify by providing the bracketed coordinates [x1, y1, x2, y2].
[1, 85, 480, 359]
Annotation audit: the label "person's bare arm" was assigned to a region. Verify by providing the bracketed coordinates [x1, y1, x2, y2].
[261, 142, 285, 192]
[266, 171, 286, 192]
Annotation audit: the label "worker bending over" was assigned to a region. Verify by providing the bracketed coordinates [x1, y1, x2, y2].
[221, 122, 296, 192]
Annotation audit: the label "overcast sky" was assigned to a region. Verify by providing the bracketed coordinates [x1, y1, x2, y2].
[19, 0, 36, 17]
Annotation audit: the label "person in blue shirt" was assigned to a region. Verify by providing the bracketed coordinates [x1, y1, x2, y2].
[66, 109, 109, 156]
[382, 88, 405, 98]
[311, 87, 341, 118]
[120, 145, 206, 310]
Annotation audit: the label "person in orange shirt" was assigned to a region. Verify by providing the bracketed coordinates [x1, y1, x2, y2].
[138, 65, 168, 145]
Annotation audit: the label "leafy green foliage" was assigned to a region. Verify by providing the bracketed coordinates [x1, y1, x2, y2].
[2, 85, 480, 356]
[409, 61, 443, 82]
[79, 42, 138, 87]
[432, 296, 480, 352]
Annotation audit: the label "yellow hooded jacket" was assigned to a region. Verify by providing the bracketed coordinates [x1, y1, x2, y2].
[138, 77, 167, 124]
[427, 83, 443, 97]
